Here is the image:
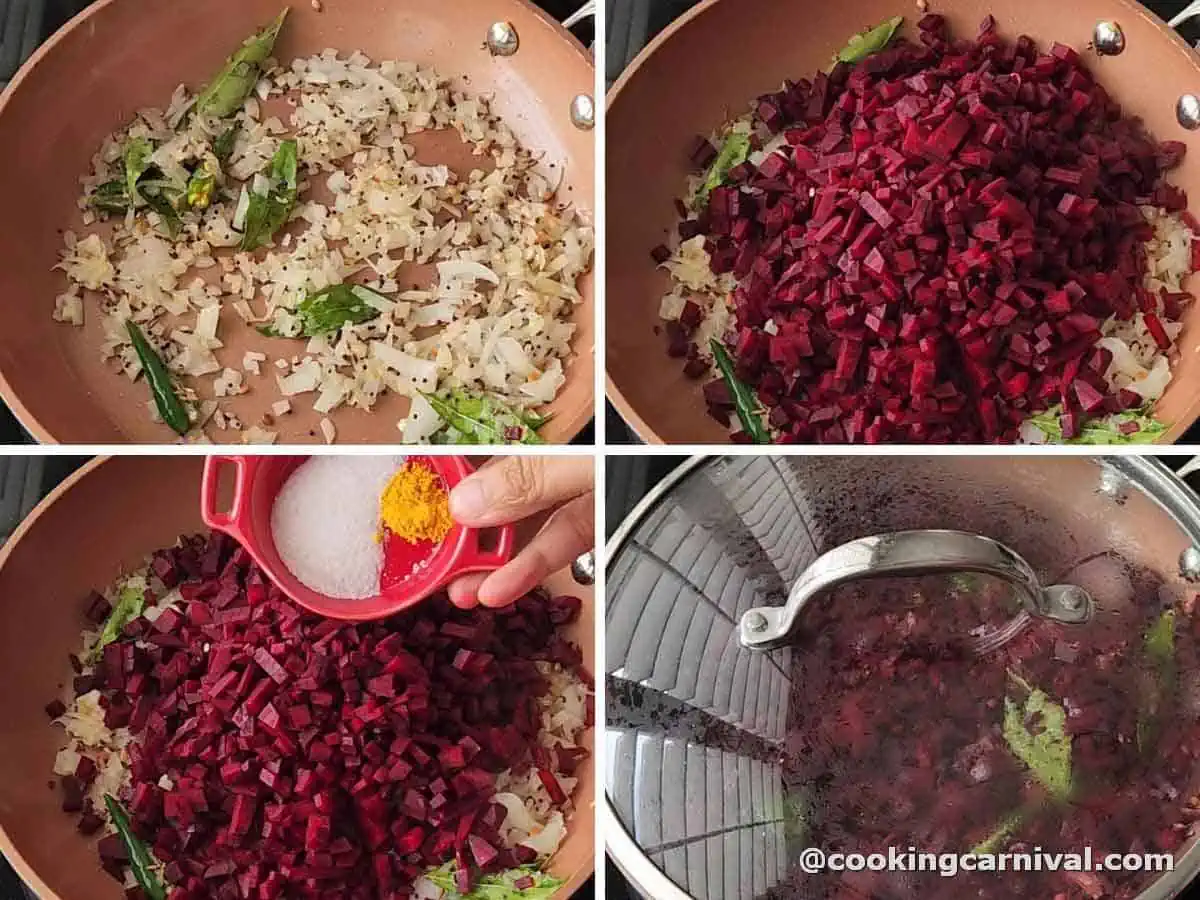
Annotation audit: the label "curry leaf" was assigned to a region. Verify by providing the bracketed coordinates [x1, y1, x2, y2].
[241, 139, 299, 250]
[212, 125, 239, 164]
[694, 132, 750, 209]
[259, 284, 386, 338]
[949, 572, 982, 592]
[971, 808, 1026, 855]
[423, 390, 547, 445]
[1025, 404, 1167, 444]
[424, 862, 563, 899]
[835, 16, 904, 65]
[123, 137, 154, 205]
[297, 285, 384, 334]
[140, 185, 183, 237]
[90, 578, 147, 662]
[1139, 610, 1177, 753]
[195, 9, 289, 119]
[1002, 671, 1072, 799]
[1146, 609, 1177, 668]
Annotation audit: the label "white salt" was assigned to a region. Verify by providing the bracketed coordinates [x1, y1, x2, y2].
[271, 456, 405, 599]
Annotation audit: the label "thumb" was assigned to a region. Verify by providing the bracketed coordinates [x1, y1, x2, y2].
[449, 457, 591, 527]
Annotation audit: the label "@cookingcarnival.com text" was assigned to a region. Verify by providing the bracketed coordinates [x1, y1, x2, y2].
[797, 847, 1175, 878]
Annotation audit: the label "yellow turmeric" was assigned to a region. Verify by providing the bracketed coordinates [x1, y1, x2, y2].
[379, 461, 454, 543]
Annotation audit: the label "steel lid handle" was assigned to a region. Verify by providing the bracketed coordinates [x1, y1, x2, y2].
[1169, 1, 1200, 29]
[739, 530, 1094, 651]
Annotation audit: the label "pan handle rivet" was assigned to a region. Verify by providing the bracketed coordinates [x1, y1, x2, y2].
[486, 21, 520, 57]
[746, 611, 768, 633]
[571, 551, 595, 585]
[1092, 21, 1125, 56]
[1180, 547, 1200, 581]
[570, 94, 595, 130]
[1178, 94, 1200, 130]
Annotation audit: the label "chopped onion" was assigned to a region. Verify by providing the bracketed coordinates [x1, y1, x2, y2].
[232, 187, 250, 232]
[436, 259, 499, 285]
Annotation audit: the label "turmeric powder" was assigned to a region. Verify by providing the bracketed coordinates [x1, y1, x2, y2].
[379, 461, 454, 543]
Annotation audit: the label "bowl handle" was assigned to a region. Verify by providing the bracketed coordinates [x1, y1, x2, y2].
[431, 456, 515, 572]
[201, 455, 257, 541]
[457, 523, 516, 572]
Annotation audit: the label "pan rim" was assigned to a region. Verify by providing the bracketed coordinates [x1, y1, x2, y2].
[604, 0, 1200, 446]
[0, 0, 596, 445]
[0, 454, 105, 900]
[0, 454, 595, 898]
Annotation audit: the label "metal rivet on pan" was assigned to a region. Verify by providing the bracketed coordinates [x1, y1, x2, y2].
[1092, 21, 1126, 56]
[1179, 94, 1200, 130]
[1181, 547, 1200, 582]
[1057, 586, 1087, 613]
[1096, 468, 1128, 504]
[569, 94, 595, 130]
[486, 21, 519, 57]
[571, 551, 595, 585]
[746, 611, 768, 633]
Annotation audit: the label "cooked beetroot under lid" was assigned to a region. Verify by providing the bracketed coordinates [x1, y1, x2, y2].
[778, 571, 1200, 899]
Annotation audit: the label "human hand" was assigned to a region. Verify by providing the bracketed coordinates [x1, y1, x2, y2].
[445, 456, 594, 608]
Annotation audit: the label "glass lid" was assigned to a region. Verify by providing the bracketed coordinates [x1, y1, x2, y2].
[605, 455, 1200, 900]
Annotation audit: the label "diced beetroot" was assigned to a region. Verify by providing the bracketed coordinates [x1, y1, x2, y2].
[97, 833, 129, 865]
[61, 775, 85, 813]
[83, 591, 112, 625]
[536, 768, 568, 805]
[75, 756, 98, 785]
[1144, 313, 1172, 350]
[925, 112, 971, 161]
[687, 135, 718, 169]
[78, 809, 105, 836]
[1074, 379, 1106, 413]
[669, 17, 1192, 443]
[467, 835, 499, 869]
[53, 529, 590, 898]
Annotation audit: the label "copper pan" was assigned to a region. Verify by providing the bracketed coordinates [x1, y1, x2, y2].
[0, 0, 595, 444]
[606, 0, 1200, 444]
[0, 455, 595, 899]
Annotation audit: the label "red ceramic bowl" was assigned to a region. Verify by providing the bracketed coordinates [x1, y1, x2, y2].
[200, 455, 514, 620]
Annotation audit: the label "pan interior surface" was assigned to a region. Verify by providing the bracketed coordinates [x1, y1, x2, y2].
[606, 0, 1200, 443]
[0, 457, 594, 899]
[0, 0, 594, 443]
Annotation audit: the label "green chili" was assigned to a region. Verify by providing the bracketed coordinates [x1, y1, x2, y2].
[103, 796, 166, 900]
[195, 10, 289, 118]
[125, 321, 190, 436]
[834, 16, 904, 65]
[710, 339, 769, 443]
[186, 163, 217, 210]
